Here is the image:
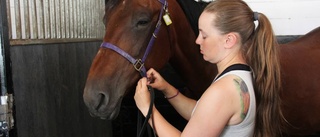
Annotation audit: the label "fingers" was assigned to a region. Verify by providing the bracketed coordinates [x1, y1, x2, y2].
[146, 68, 155, 84]
[146, 68, 154, 79]
[146, 68, 162, 83]
[147, 74, 155, 84]
[141, 77, 147, 87]
[134, 77, 151, 116]
[136, 77, 147, 90]
[135, 78, 147, 104]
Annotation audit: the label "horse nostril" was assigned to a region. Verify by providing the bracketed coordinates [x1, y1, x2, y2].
[89, 112, 96, 117]
[95, 93, 107, 111]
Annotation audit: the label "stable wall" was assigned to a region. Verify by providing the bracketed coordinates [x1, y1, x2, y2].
[10, 42, 113, 137]
[245, 0, 320, 35]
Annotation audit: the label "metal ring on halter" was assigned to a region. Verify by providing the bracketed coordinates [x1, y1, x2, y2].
[152, 33, 157, 38]
[133, 59, 144, 72]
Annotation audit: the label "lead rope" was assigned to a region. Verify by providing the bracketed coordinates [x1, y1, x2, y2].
[137, 86, 156, 137]
[137, 71, 156, 137]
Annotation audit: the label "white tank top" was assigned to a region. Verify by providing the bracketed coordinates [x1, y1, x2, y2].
[192, 66, 256, 137]
[218, 70, 256, 137]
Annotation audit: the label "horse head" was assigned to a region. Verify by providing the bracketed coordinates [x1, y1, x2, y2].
[83, 0, 186, 120]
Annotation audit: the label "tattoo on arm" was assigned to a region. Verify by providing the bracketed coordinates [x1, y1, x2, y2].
[233, 78, 250, 120]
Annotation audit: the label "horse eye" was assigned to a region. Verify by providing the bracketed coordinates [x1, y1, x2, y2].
[137, 20, 149, 27]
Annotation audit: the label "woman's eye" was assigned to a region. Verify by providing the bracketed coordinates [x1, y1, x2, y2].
[199, 33, 206, 39]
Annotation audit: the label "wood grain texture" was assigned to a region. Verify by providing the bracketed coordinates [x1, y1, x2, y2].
[11, 42, 112, 137]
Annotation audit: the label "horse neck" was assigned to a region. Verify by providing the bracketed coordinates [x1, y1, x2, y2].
[167, 3, 217, 98]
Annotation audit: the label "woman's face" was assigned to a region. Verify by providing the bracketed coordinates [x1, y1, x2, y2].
[196, 12, 227, 64]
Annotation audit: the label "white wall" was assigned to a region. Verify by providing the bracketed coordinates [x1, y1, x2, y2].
[245, 0, 320, 35]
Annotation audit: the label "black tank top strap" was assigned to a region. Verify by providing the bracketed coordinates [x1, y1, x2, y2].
[214, 64, 251, 82]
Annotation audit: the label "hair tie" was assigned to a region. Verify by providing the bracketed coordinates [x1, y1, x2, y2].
[253, 12, 259, 21]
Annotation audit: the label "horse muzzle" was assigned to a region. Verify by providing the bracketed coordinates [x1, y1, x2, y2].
[83, 89, 123, 120]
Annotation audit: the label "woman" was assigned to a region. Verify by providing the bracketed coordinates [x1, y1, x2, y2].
[134, 0, 283, 136]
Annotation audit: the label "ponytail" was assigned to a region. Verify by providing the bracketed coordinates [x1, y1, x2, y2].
[246, 12, 284, 137]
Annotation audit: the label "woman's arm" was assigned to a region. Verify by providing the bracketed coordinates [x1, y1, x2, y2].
[138, 75, 239, 137]
[181, 75, 241, 136]
[147, 68, 197, 120]
[135, 73, 243, 137]
[135, 78, 182, 136]
[161, 84, 197, 120]
[148, 106, 182, 136]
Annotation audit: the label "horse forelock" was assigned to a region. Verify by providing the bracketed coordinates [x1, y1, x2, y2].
[105, 0, 121, 11]
[104, 0, 122, 26]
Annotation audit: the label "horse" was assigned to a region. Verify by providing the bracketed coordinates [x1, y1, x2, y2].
[83, 0, 320, 136]
[279, 27, 320, 136]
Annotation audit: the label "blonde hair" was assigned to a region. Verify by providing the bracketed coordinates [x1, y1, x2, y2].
[204, 0, 284, 136]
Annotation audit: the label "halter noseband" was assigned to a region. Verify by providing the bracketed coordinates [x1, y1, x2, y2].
[100, 0, 168, 77]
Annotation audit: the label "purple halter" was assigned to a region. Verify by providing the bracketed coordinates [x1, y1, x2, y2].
[100, 0, 168, 77]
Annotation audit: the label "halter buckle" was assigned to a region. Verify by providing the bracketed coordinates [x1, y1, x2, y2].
[134, 59, 144, 72]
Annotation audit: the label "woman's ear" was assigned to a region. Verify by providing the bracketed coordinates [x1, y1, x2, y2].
[224, 32, 238, 49]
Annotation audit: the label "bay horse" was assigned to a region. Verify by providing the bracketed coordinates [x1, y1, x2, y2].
[83, 0, 320, 136]
[279, 27, 320, 136]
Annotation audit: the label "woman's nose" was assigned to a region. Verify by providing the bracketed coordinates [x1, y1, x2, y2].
[195, 35, 201, 45]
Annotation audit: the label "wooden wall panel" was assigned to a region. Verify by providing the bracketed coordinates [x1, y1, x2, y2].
[10, 42, 112, 137]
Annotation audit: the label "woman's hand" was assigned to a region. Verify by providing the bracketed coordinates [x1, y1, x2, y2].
[134, 77, 151, 116]
[146, 68, 170, 91]
[135, 68, 173, 116]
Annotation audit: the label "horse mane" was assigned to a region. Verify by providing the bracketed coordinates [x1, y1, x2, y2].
[175, 0, 208, 35]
